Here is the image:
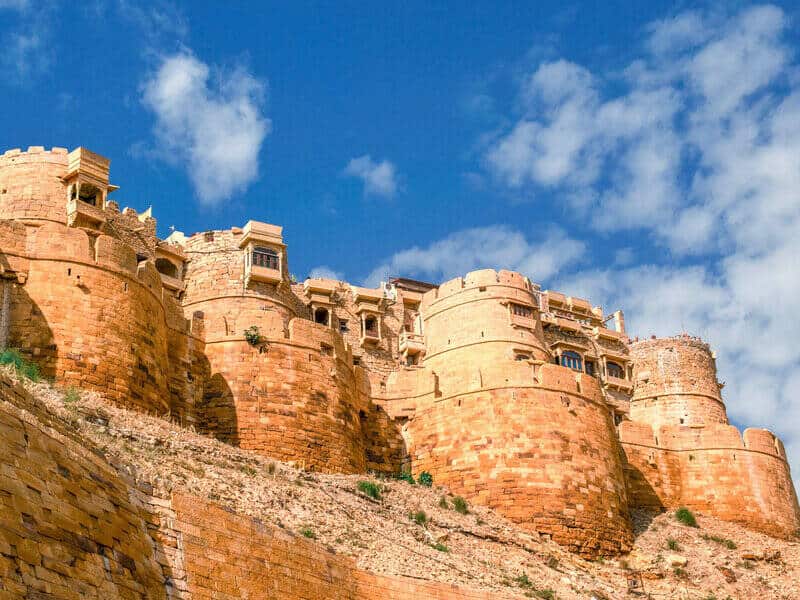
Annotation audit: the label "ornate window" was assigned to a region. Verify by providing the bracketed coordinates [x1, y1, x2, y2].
[606, 361, 624, 379]
[252, 246, 279, 270]
[155, 258, 179, 278]
[510, 303, 533, 318]
[314, 307, 330, 326]
[560, 351, 582, 372]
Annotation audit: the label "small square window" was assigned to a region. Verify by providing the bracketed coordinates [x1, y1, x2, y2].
[339, 319, 349, 333]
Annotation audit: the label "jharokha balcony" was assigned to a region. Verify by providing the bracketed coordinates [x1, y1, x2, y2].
[399, 331, 425, 355]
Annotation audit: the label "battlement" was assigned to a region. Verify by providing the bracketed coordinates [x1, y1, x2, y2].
[421, 268, 535, 308]
[619, 420, 787, 460]
[0, 146, 69, 165]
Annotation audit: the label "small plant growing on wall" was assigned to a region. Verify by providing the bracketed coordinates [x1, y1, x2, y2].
[418, 471, 433, 487]
[244, 326, 261, 347]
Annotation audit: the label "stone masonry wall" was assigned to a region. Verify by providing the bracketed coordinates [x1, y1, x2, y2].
[5, 223, 171, 413]
[620, 421, 800, 539]
[407, 365, 633, 557]
[629, 336, 727, 428]
[198, 318, 369, 473]
[0, 374, 168, 598]
[0, 148, 69, 225]
[166, 493, 517, 600]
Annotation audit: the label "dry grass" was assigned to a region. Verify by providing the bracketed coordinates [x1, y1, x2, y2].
[8, 370, 800, 600]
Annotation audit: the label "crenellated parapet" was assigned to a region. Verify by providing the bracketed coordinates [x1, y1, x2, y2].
[620, 419, 800, 539]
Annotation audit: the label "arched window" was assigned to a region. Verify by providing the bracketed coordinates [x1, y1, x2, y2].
[560, 351, 582, 372]
[252, 246, 279, 270]
[607, 361, 624, 379]
[314, 307, 329, 326]
[155, 258, 179, 278]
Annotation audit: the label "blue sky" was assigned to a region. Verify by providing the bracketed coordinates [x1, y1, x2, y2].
[3, 1, 800, 476]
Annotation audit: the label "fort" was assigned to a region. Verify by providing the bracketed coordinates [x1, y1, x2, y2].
[1, 146, 799, 597]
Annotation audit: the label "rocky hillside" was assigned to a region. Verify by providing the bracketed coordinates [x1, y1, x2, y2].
[8, 369, 800, 599]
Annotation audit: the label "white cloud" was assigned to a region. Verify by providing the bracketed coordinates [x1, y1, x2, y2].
[344, 155, 399, 198]
[307, 266, 344, 281]
[0, 0, 52, 82]
[141, 52, 270, 205]
[365, 226, 583, 287]
[499, 5, 800, 483]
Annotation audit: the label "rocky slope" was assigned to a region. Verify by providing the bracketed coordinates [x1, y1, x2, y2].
[9, 370, 800, 599]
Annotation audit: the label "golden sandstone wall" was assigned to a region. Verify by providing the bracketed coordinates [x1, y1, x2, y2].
[406, 270, 633, 556]
[620, 336, 800, 539]
[0, 145, 798, 571]
[0, 372, 514, 599]
[0, 375, 167, 598]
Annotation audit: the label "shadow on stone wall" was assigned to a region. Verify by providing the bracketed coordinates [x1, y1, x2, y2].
[196, 372, 239, 447]
[0, 253, 55, 379]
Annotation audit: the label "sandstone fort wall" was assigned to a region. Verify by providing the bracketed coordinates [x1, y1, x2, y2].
[0, 374, 167, 598]
[407, 364, 633, 556]
[7, 223, 171, 412]
[629, 336, 727, 428]
[0, 145, 798, 562]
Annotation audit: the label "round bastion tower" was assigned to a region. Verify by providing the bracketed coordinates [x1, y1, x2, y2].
[406, 269, 633, 556]
[629, 335, 728, 428]
[180, 223, 369, 473]
[0, 147, 170, 412]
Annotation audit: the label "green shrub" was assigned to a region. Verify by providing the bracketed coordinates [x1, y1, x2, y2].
[438, 495, 449, 509]
[452, 496, 468, 515]
[418, 471, 433, 487]
[299, 527, 316, 539]
[412, 510, 427, 525]
[243, 326, 261, 346]
[397, 471, 415, 485]
[432, 542, 449, 553]
[667, 538, 680, 551]
[701, 534, 736, 549]
[0, 349, 40, 382]
[513, 573, 532, 588]
[673, 567, 687, 578]
[357, 480, 381, 500]
[675, 507, 698, 528]
[533, 590, 555, 600]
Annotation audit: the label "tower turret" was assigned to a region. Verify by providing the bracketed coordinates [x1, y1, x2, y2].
[629, 335, 727, 429]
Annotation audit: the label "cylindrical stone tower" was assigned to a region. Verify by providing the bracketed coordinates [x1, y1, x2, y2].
[408, 269, 632, 556]
[630, 336, 728, 428]
[181, 226, 368, 473]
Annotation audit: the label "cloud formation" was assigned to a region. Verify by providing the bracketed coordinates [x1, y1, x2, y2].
[141, 52, 271, 204]
[0, 0, 53, 83]
[365, 226, 583, 287]
[344, 155, 399, 198]
[484, 5, 800, 479]
[307, 266, 344, 281]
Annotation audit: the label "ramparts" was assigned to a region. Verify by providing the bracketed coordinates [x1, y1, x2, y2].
[0, 145, 798, 563]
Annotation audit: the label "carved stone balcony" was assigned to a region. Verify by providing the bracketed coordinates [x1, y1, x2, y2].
[399, 331, 425, 355]
[247, 264, 282, 285]
[361, 328, 380, 345]
[159, 272, 185, 293]
[66, 196, 106, 227]
[604, 375, 633, 392]
[592, 326, 627, 342]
